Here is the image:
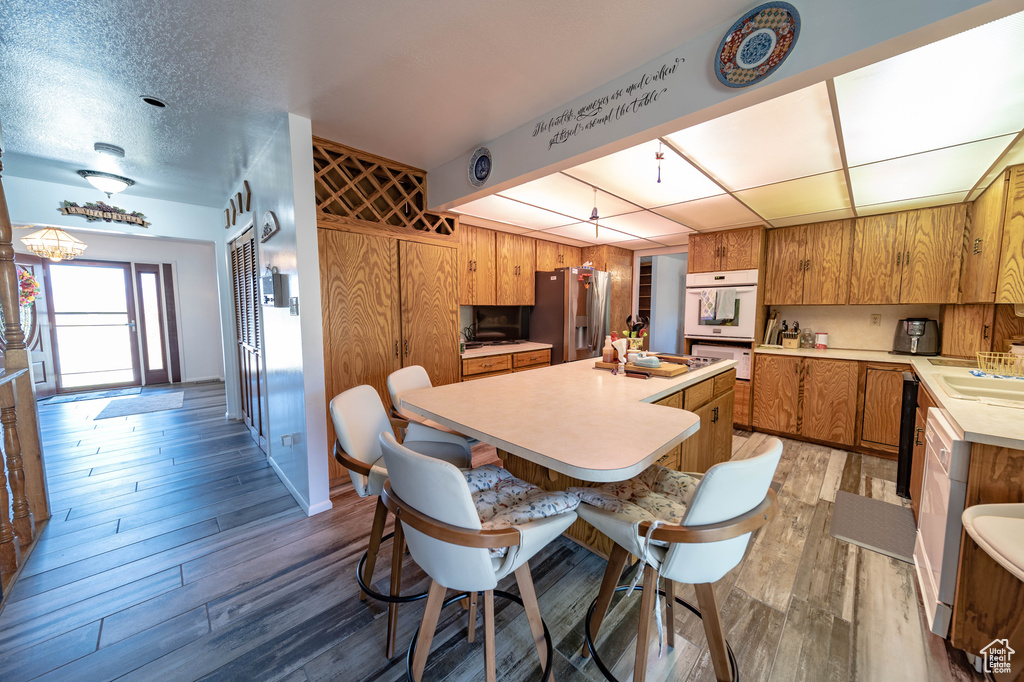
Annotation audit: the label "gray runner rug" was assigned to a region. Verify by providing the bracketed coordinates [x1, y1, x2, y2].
[830, 490, 917, 564]
[94, 391, 185, 420]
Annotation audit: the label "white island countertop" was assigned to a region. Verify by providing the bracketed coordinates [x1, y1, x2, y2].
[402, 358, 737, 482]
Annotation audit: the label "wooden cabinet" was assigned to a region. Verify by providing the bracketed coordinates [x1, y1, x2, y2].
[850, 206, 966, 304]
[535, 240, 580, 271]
[459, 224, 495, 305]
[733, 378, 751, 428]
[941, 304, 995, 358]
[909, 384, 937, 522]
[654, 390, 683, 470]
[319, 228, 459, 479]
[679, 370, 736, 473]
[859, 365, 904, 451]
[461, 347, 550, 380]
[582, 244, 633, 335]
[688, 227, 763, 273]
[801, 359, 858, 446]
[996, 165, 1024, 303]
[495, 232, 536, 305]
[962, 173, 1008, 303]
[751, 353, 802, 435]
[512, 348, 550, 370]
[765, 221, 852, 305]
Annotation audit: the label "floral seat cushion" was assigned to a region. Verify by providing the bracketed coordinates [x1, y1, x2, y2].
[463, 464, 581, 557]
[569, 464, 700, 529]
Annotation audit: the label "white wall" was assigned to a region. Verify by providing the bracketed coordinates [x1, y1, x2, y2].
[650, 253, 687, 354]
[10, 229, 222, 382]
[769, 304, 941, 351]
[223, 114, 330, 517]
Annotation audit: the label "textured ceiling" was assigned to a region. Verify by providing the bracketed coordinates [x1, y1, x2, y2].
[0, 0, 751, 207]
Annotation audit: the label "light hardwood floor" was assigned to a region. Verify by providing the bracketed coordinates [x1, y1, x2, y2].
[0, 383, 983, 680]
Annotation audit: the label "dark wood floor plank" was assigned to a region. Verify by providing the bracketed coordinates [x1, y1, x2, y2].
[28, 519, 120, 559]
[0, 620, 100, 682]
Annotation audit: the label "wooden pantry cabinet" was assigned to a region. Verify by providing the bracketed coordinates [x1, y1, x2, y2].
[848, 205, 966, 305]
[764, 220, 852, 305]
[535, 240, 581, 272]
[941, 303, 1024, 357]
[495, 232, 536, 305]
[319, 228, 459, 479]
[459, 224, 496, 306]
[688, 226, 763, 273]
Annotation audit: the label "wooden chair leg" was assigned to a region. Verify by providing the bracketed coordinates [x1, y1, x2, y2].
[633, 565, 659, 682]
[362, 497, 388, 601]
[484, 590, 497, 682]
[514, 564, 551, 680]
[694, 583, 733, 682]
[664, 578, 676, 649]
[467, 591, 478, 643]
[386, 519, 405, 659]
[411, 580, 447, 682]
[581, 543, 630, 658]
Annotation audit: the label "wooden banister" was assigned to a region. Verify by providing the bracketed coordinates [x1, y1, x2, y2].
[2, 379, 31, 542]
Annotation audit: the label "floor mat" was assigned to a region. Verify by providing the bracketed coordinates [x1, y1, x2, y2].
[830, 490, 916, 563]
[94, 391, 185, 420]
[45, 387, 142, 404]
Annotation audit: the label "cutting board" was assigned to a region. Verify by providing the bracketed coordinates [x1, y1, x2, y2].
[594, 360, 689, 377]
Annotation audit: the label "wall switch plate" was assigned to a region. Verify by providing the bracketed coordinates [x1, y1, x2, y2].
[289, 297, 299, 316]
[281, 434, 293, 447]
[870, 314, 882, 327]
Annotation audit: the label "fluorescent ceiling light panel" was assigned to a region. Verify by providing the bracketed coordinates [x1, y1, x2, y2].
[735, 171, 851, 220]
[857, 191, 969, 216]
[453, 195, 571, 230]
[597, 210, 692, 238]
[654, 194, 763, 230]
[531, 233, 590, 247]
[664, 83, 842, 191]
[564, 140, 723, 208]
[969, 134, 1024, 201]
[542, 223, 634, 245]
[849, 136, 1013, 206]
[771, 208, 855, 228]
[611, 238, 664, 250]
[654, 233, 691, 246]
[834, 11, 1024, 166]
[498, 173, 638, 220]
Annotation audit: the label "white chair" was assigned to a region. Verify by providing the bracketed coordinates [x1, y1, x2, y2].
[387, 365, 468, 438]
[330, 385, 472, 658]
[575, 438, 783, 682]
[379, 431, 579, 682]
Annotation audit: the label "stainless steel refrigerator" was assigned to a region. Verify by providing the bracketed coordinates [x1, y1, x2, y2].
[530, 268, 610, 364]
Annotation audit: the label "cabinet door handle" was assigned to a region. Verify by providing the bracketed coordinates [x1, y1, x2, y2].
[914, 426, 924, 446]
[983, 324, 990, 340]
[973, 238, 983, 255]
[798, 259, 804, 270]
[804, 259, 810, 271]
[404, 340, 409, 357]
[712, 406, 719, 423]
[905, 250, 910, 266]
[394, 341, 399, 359]
[896, 251, 902, 266]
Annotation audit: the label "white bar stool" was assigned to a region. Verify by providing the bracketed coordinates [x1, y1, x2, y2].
[330, 385, 472, 658]
[574, 437, 783, 682]
[379, 431, 579, 682]
[387, 365, 470, 438]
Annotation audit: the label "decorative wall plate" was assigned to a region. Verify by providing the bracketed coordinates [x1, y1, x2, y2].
[468, 147, 492, 187]
[715, 2, 800, 88]
[260, 210, 280, 243]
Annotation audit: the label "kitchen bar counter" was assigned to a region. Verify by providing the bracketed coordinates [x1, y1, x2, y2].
[460, 341, 552, 359]
[402, 358, 736, 482]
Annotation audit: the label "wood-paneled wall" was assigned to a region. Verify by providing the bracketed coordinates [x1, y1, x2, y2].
[582, 245, 633, 333]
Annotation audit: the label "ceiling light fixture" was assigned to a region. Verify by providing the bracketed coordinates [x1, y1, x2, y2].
[21, 228, 87, 262]
[77, 170, 135, 197]
[656, 142, 664, 184]
[93, 142, 125, 158]
[140, 95, 166, 108]
[590, 187, 600, 238]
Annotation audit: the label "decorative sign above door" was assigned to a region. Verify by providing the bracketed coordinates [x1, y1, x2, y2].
[58, 200, 150, 227]
[714, 2, 800, 88]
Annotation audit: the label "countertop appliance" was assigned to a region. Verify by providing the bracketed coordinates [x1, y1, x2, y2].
[913, 408, 971, 637]
[892, 318, 940, 356]
[530, 268, 610, 364]
[684, 269, 758, 342]
[690, 343, 752, 380]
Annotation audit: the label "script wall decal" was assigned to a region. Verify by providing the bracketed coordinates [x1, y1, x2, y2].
[58, 200, 150, 227]
[531, 57, 685, 150]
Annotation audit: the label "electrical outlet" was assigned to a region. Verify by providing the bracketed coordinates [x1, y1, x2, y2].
[281, 434, 292, 447]
[870, 314, 882, 327]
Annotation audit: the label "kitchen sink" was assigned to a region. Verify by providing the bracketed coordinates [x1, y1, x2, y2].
[938, 373, 1024, 408]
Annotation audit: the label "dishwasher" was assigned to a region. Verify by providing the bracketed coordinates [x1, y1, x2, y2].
[913, 407, 971, 637]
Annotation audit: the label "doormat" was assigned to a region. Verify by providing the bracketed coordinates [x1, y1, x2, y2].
[94, 391, 184, 420]
[45, 387, 142, 404]
[830, 490, 916, 564]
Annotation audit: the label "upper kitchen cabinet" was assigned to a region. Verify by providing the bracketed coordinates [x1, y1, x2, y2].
[961, 171, 1008, 303]
[459, 223, 496, 306]
[582, 244, 633, 332]
[496, 232, 536, 305]
[765, 221, 852, 306]
[849, 205, 966, 304]
[687, 226, 764, 273]
[996, 165, 1024, 303]
[536, 240, 581, 271]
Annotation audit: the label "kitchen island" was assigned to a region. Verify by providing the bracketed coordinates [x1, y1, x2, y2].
[402, 357, 738, 555]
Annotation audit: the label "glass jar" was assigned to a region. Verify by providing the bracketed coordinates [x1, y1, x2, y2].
[800, 329, 815, 348]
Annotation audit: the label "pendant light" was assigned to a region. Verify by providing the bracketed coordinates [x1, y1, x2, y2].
[77, 170, 135, 197]
[656, 142, 665, 184]
[21, 228, 87, 262]
[590, 187, 599, 238]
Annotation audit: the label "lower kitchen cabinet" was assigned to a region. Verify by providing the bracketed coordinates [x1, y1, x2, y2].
[801, 359, 859, 446]
[462, 348, 550, 380]
[752, 354, 801, 434]
[860, 364, 905, 452]
[909, 383, 938, 521]
[734, 378, 751, 428]
[680, 370, 735, 473]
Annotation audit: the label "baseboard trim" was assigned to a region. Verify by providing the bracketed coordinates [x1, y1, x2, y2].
[267, 456, 313, 515]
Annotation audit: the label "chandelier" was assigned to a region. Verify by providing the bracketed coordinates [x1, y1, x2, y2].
[21, 228, 87, 261]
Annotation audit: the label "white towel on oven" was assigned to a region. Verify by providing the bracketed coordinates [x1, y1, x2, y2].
[716, 288, 736, 320]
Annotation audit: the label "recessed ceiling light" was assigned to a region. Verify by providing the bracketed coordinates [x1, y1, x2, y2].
[93, 142, 125, 158]
[77, 170, 135, 196]
[141, 95, 166, 108]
